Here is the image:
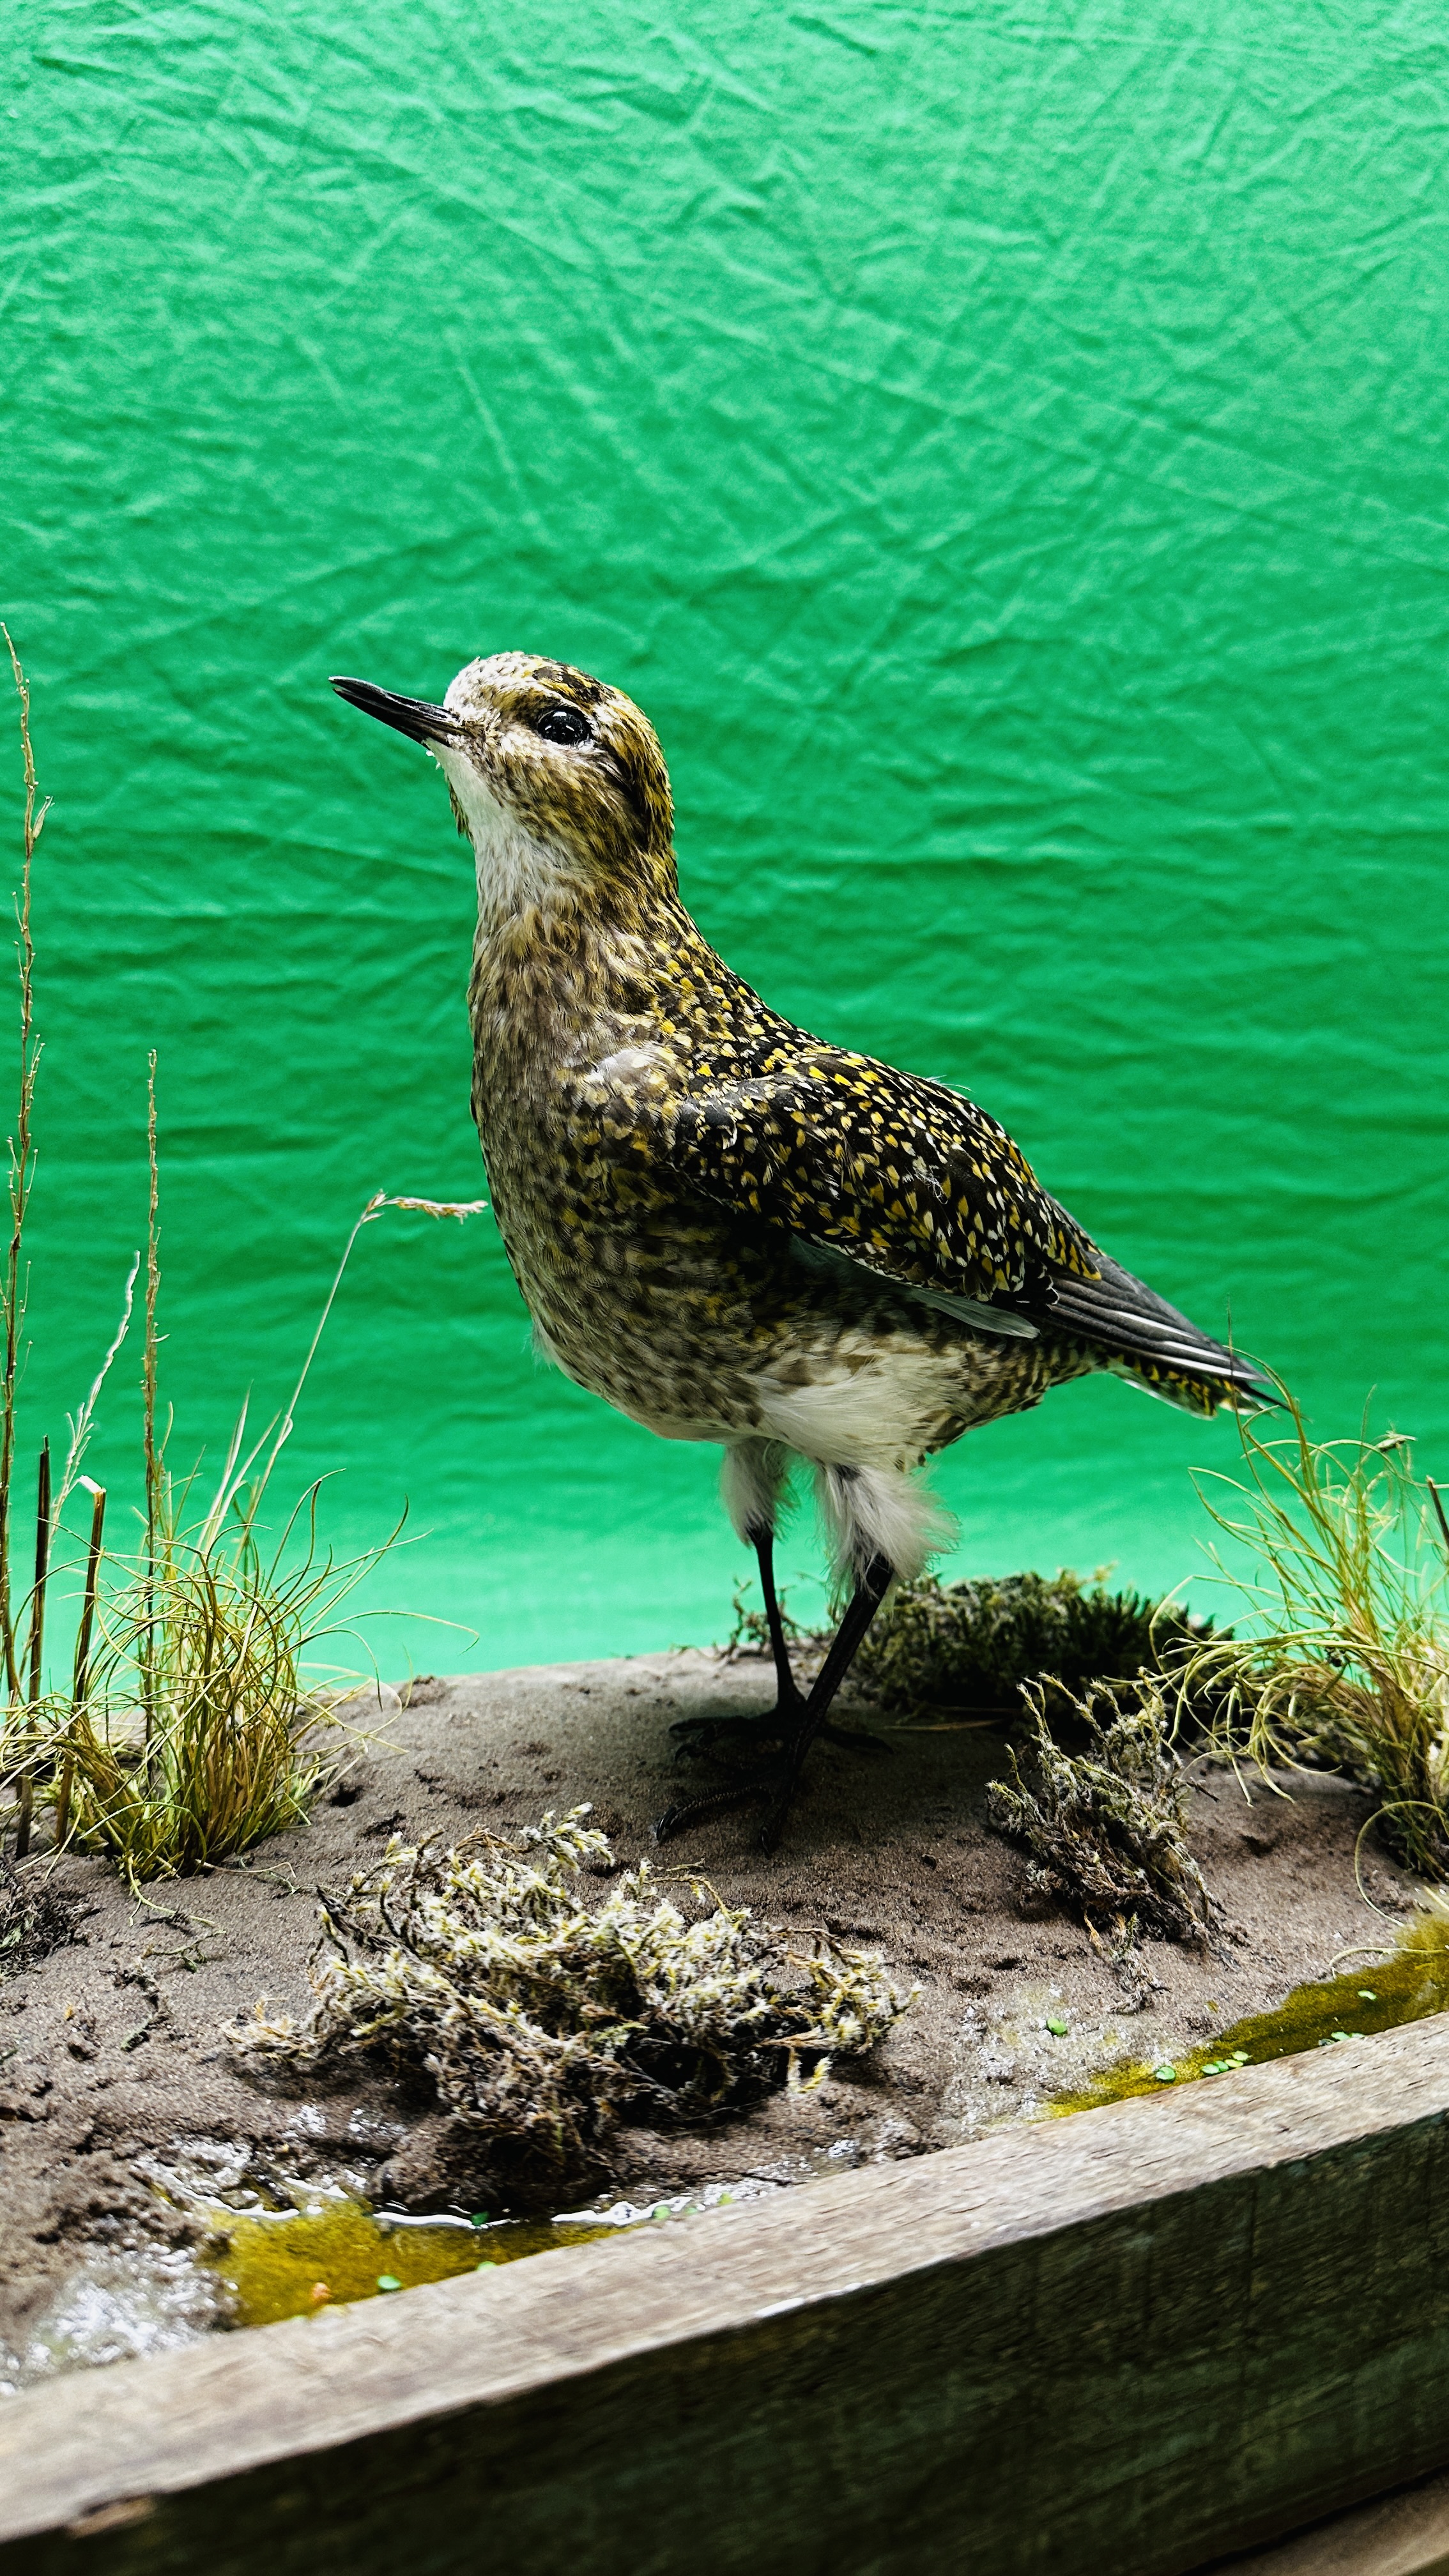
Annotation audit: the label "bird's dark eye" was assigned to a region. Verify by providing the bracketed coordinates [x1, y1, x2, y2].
[531, 703, 590, 747]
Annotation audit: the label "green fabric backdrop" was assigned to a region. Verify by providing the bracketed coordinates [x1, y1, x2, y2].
[3, 0, 1444, 1676]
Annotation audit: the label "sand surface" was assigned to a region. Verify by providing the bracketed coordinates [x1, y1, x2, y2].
[0, 1645, 1420, 2380]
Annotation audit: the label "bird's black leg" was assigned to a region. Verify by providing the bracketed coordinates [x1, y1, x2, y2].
[753, 1524, 804, 1717]
[756, 1551, 893, 1848]
[656, 1550, 894, 1850]
[670, 1526, 881, 1759]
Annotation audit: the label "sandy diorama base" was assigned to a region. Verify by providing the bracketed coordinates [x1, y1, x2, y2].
[0, 1646, 1424, 2389]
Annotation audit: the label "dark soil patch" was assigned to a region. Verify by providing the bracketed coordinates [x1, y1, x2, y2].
[0, 1859, 86, 1977]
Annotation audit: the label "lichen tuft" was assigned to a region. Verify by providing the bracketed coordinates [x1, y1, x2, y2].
[226, 1808, 910, 2189]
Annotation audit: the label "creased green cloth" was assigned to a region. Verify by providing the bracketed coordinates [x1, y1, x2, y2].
[2, 0, 1443, 1671]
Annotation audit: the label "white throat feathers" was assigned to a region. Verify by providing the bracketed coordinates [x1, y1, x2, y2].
[434, 743, 587, 932]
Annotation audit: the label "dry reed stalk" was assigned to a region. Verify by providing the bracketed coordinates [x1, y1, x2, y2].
[141, 1052, 161, 1749]
[13, 1441, 50, 1858]
[0, 628, 45, 1719]
[0, 645, 490, 1878]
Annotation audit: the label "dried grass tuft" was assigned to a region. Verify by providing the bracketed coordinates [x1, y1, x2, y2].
[0, 641, 482, 1883]
[23, 1071, 394, 1885]
[1182, 1389, 1449, 1876]
[49, 1496, 365, 1884]
[986, 1678, 1220, 1943]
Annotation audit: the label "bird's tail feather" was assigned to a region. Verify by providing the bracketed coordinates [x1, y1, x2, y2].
[1042, 1253, 1273, 1416]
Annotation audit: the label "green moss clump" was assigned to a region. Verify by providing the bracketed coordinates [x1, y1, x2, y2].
[852, 1570, 1205, 1721]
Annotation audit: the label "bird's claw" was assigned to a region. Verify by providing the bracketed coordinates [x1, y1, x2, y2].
[668, 1705, 797, 1760]
[668, 1707, 888, 1767]
[653, 1720, 888, 1848]
[654, 1551, 895, 1851]
[652, 1770, 781, 1843]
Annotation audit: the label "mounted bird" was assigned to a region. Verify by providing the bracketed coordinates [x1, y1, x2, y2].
[332, 655, 1267, 1850]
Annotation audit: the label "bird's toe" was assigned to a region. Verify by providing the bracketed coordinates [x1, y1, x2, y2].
[817, 1719, 891, 1756]
[652, 1769, 781, 1842]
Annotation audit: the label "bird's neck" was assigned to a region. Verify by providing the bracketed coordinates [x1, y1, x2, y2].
[458, 765, 679, 946]
[469, 870, 707, 1070]
[468, 815, 593, 945]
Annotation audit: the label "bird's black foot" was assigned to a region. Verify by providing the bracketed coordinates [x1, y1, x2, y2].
[653, 1758, 802, 1855]
[654, 1548, 894, 1853]
[668, 1701, 888, 1763]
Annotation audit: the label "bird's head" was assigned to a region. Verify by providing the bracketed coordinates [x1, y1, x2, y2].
[331, 653, 675, 923]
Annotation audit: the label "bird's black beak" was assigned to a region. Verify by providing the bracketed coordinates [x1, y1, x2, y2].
[330, 676, 460, 746]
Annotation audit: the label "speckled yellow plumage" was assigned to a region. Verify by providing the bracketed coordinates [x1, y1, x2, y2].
[332, 650, 1267, 1839]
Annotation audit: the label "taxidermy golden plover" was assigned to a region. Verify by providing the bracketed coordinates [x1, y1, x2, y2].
[333, 655, 1266, 1850]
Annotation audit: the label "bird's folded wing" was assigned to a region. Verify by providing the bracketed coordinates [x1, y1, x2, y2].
[667, 1046, 1096, 1308]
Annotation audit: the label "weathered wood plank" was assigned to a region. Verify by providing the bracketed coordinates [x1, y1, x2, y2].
[1206, 2460, 1449, 2573]
[4, 2016, 1449, 2576]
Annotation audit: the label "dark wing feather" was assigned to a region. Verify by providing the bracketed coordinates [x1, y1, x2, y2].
[670, 1045, 1271, 1411]
[669, 1045, 1096, 1307]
